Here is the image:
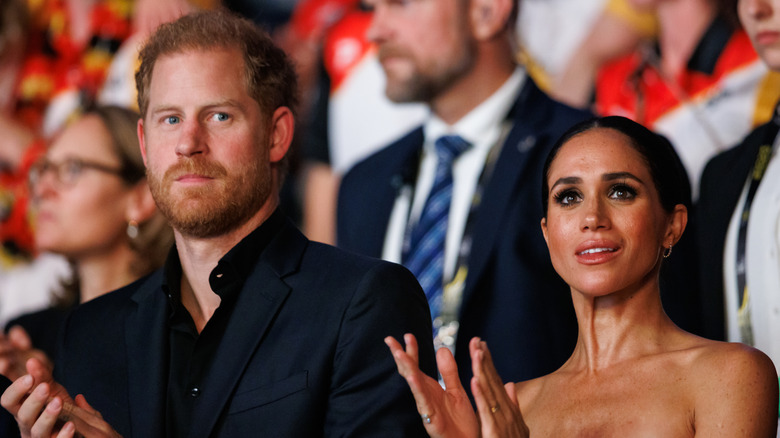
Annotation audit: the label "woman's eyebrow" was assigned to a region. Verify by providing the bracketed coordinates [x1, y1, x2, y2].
[603, 172, 643, 184]
[550, 176, 581, 192]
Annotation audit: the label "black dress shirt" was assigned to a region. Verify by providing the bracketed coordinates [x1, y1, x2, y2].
[163, 211, 284, 436]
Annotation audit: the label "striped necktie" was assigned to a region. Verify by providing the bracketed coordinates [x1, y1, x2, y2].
[403, 135, 471, 320]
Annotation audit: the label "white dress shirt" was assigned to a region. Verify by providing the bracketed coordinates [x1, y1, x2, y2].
[724, 132, 780, 368]
[382, 69, 525, 281]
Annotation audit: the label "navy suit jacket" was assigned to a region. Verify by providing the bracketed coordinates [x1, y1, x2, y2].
[338, 79, 590, 388]
[697, 120, 779, 340]
[54, 218, 436, 437]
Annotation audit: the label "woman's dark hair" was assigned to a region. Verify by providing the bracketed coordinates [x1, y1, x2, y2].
[541, 116, 691, 217]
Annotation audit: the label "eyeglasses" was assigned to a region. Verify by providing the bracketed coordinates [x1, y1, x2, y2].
[28, 157, 125, 189]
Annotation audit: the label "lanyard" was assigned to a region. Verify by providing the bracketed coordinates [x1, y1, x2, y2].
[735, 109, 780, 345]
[431, 124, 509, 353]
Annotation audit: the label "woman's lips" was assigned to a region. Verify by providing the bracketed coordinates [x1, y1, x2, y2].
[575, 241, 621, 265]
[756, 31, 780, 46]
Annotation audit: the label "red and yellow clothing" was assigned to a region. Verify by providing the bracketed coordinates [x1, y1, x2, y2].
[1, 0, 134, 263]
[604, 0, 657, 38]
[596, 17, 780, 196]
[15, 0, 133, 134]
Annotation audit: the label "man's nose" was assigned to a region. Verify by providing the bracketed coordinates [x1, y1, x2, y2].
[366, 5, 391, 44]
[175, 120, 207, 158]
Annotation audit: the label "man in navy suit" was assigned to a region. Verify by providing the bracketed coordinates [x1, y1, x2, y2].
[1, 11, 435, 437]
[338, 0, 591, 391]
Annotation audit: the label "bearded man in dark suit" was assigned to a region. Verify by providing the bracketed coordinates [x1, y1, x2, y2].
[1, 11, 435, 437]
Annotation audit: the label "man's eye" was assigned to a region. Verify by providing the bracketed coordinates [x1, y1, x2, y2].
[164, 116, 180, 125]
[212, 113, 230, 122]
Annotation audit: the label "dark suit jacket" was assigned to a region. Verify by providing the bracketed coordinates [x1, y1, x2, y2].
[338, 79, 590, 388]
[697, 120, 778, 340]
[54, 218, 436, 437]
[7, 306, 71, 361]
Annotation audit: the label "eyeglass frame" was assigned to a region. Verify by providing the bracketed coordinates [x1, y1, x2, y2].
[28, 157, 129, 190]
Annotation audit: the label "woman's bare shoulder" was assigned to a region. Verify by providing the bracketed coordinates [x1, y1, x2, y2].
[686, 340, 778, 436]
[689, 340, 776, 379]
[668, 336, 776, 390]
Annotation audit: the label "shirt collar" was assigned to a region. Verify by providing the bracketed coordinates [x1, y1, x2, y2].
[161, 209, 285, 305]
[424, 68, 525, 146]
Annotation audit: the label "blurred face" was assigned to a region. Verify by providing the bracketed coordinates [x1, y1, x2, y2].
[32, 116, 132, 260]
[541, 128, 674, 297]
[739, 0, 780, 71]
[139, 48, 281, 239]
[365, 0, 476, 103]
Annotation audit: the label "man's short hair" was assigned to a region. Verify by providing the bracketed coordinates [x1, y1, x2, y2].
[135, 11, 299, 120]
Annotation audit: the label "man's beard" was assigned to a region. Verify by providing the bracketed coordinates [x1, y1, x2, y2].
[379, 40, 476, 104]
[147, 156, 272, 239]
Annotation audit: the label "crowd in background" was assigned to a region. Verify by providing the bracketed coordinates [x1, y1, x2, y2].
[0, 0, 779, 434]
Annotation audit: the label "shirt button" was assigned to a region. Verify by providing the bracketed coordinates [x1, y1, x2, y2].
[190, 387, 200, 398]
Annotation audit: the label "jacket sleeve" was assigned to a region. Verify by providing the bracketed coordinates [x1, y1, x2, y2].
[325, 261, 436, 437]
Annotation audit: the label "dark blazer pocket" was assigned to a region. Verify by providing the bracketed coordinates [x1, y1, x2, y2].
[228, 371, 308, 415]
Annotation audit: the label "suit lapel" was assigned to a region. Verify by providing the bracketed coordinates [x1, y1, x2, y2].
[125, 275, 169, 438]
[362, 128, 424, 257]
[461, 81, 553, 304]
[188, 221, 305, 438]
[721, 123, 776, 214]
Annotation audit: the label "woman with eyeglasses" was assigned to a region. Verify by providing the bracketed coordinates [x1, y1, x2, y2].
[0, 105, 173, 382]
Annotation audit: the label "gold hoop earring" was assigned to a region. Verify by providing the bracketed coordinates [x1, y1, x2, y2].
[662, 244, 672, 259]
[127, 220, 139, 239]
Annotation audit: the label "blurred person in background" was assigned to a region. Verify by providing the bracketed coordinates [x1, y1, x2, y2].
[698, 0, 780, 421]
[278, 0, 427, 244]
[338, 0, 591, 395]
[548, 0, 658, 107]
[0, 105, 172, 382]
[0, 0, 195, 328]
[0, 0, 194, 277]
[595, 0, 780, 198]
[0, 105, 172, 437]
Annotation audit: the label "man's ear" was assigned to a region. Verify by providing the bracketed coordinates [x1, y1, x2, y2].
[137, 119, 148, 167]
[469, 0, 513, 41]
[268, 106, 294, 164]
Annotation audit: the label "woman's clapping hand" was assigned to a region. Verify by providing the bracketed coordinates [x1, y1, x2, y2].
[385, 334, 479, 438]
[469, 338, 529, 438]
[385, 334, 530, 438]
